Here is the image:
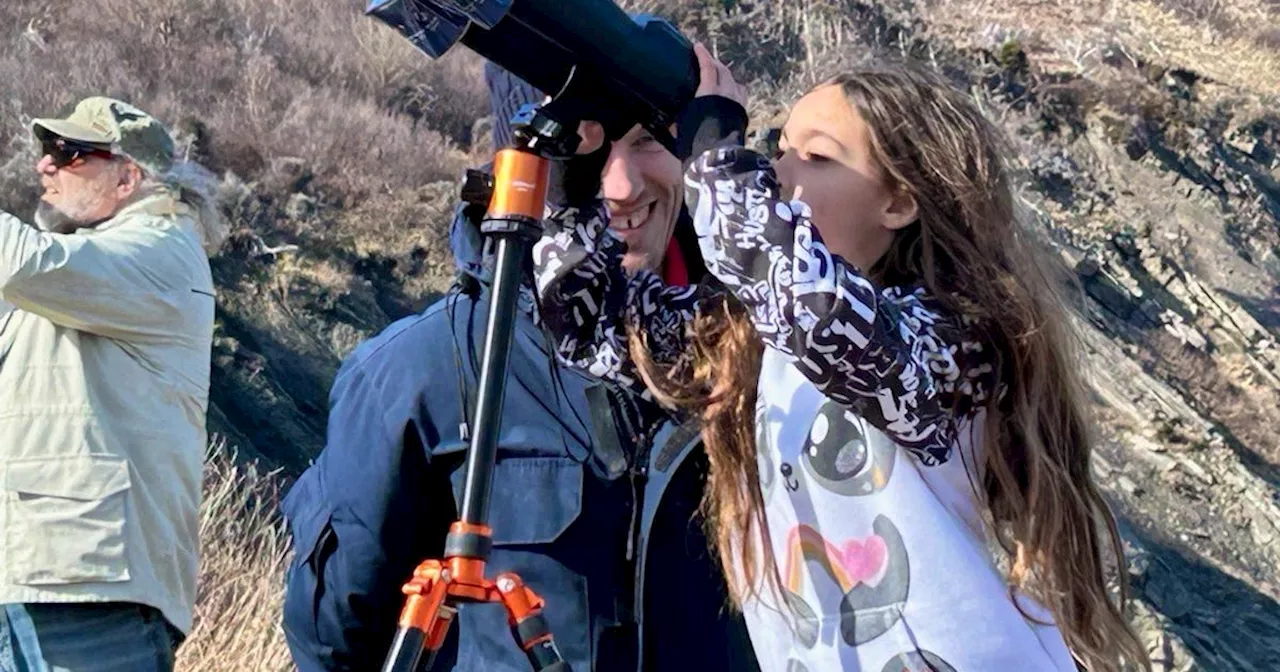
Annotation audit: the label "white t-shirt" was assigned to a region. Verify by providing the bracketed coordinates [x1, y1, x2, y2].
[738, 348, 1077, 671]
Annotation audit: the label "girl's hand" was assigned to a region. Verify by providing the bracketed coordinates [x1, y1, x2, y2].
[575, 120, 606, 156]
[693, 42, 747, 109]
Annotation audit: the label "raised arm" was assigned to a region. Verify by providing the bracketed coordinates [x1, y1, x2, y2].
[684, 144, 996, 466]
[532, 201, 701, 400]
[529, 55, 754, 403]
[0, 203, 209, 342]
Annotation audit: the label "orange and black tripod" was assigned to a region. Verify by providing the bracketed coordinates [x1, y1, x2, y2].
[380, 102, 584, 672]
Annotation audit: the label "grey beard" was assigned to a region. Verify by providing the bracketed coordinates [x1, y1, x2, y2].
[34, 201, 95, 234]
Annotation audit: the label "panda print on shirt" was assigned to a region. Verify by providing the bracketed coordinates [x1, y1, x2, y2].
[800, 400, 896, 497]
[783, 515, 909, 648]
[775, 400, 909, 649]
[757, 396, 777, 499]
[880, 650, 958, 672]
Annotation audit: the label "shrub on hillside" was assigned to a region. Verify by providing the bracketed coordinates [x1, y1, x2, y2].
[177, 439, 293, 672]
[0, 0, 482, 216]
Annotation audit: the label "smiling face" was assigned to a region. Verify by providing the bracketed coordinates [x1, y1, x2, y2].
[35, 147, 140, 233]
[774, 84, 917, 272]
[600, 124, 683, 274]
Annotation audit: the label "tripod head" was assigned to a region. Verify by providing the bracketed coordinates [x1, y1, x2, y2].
[461, 100, 588, 218]
[510, 103, 585, 159]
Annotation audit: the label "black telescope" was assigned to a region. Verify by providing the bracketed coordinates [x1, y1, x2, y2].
[365, 0, 700, 145]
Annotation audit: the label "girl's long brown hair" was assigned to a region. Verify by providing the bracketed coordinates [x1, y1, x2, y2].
[630, 62, 1150, 671]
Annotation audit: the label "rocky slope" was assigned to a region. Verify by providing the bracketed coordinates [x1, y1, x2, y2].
[209, 2, 1280, 669]
[243, 16, 1279, 672]
[3, 0, 1278, 668]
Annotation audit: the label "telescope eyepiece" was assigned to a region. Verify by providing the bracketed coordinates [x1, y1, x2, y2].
[511, 104, 583, 159]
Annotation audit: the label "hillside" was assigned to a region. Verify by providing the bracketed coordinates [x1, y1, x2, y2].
[1, 0, 1278, 669]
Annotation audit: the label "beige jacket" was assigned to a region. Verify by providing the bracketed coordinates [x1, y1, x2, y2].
[0, 192, 214, 634]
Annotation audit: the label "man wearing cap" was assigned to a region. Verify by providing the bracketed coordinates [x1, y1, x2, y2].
[0, 97, 225, 671]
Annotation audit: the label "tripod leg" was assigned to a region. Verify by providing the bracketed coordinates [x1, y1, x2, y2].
[383, 626, 428, 672]
[419, 604, 456, 671]
[382, 563, 452, 672]
[496, 573, 572, 672]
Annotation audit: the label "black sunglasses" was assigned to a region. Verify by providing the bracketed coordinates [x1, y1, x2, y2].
[42, 137, 115, 168]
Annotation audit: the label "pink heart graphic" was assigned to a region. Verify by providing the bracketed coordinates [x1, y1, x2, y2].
[836, 534, 888, 587]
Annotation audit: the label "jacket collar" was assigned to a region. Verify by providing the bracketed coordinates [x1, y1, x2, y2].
[95, 190, 187, 232]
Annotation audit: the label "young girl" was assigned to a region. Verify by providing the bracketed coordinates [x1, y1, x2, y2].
[533, 45, 1148, 671]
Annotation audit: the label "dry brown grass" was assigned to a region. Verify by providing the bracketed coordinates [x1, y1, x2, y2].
[0, 0, 480, 215]
[1143, 332, 1280, 464]
[177, 438, 293, 672]
[917, 0, 1280, 98]
[3, 1, 1271, 670]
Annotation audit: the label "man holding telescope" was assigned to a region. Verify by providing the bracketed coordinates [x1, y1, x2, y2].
[279, 11, 759, 670]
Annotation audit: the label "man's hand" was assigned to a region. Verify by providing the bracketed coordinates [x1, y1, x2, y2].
[693, 42, 747, 109]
